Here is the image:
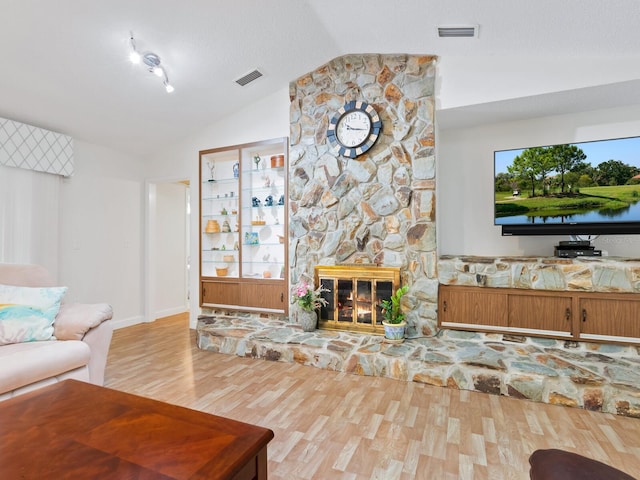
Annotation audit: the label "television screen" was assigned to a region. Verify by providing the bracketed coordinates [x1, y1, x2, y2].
[494, 136, 640, 235]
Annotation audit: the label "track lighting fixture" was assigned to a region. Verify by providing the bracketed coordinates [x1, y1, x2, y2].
[128, 33, 174, 93]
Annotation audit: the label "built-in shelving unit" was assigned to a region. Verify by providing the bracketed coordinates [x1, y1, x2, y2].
[199, 137, 288, 313]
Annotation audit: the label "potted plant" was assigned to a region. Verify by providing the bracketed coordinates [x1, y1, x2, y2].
[291, 277, 329, 332]
[380, 285, 409, 342]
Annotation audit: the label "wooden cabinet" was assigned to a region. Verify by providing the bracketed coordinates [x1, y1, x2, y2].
[438, 285, 640, 344]
[199, 138, 288, 314]
[201, 281, 287, 311]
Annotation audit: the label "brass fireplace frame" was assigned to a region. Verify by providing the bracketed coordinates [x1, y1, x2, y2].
[314, 265, 401, 335]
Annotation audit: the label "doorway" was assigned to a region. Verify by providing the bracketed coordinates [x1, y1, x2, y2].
[145, 179, 190, 322]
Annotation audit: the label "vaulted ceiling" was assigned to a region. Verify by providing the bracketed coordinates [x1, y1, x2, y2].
[2, 0, 640, 157]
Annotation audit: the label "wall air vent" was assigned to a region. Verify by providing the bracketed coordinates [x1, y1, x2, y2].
[437, 25, 478, 38]
[235, 69, 263, 86]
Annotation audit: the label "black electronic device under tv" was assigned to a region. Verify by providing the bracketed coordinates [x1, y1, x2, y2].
[494, 135, 640, 236]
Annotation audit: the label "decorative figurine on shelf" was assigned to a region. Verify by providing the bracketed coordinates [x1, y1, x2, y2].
[263, 176, 271, 187]
[207, 161, 216, 182]
[221, 244, 226, 251]
[265, 195, 274, 207]
[253, 154, 261, 170]
[220, 208, 228, 215]
[245, 232, 259, 245]
[222, 220, 231, 232]
[278, 195, 285, 206]
[233, 162, 239, 178]
[234, 240, 239, 250]
[252, 197, 261, 207]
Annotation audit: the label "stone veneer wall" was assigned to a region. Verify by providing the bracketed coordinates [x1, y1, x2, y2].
[438, 255, 640, 292]
[288, 54, 439, 337]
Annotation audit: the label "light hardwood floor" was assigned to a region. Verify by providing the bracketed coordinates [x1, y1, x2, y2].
[105, 314, 640, 479]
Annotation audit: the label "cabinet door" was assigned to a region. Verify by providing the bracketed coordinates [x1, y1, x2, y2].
[240, 140, 287, 282]
[508, 293, 573, 337]
[200, 149, 240, 279]
[240, 282, 287, 311]
[579, 295, 640, 343]
[438, 285, 508, 330]
[202, 281, 240, 306]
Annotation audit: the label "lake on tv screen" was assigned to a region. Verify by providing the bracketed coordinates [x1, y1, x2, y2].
[496, 202, 640, 225]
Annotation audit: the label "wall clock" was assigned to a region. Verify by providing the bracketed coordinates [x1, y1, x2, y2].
[327, 101, 382, 158]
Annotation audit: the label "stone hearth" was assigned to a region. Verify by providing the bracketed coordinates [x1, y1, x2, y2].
[197, 313, 640, 418]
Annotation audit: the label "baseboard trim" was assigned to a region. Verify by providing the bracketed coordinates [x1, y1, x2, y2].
[111, 315, 145, 330]
[153, 306, 188, 321]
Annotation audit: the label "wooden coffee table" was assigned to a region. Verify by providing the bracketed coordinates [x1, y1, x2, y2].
[0, 379, 274, 479]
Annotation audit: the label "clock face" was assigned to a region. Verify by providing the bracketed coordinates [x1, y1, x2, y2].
[336, 110, 372, 148]
[326, 101, 382, 159]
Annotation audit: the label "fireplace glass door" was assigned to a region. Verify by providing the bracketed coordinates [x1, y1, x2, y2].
[316, 265, 400, 335]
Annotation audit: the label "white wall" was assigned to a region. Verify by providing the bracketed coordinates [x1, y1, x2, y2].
[437, 104, 640, 258]
[145, 87, 290, 327]
[59, 140, 146, 326]
[437, 56, 640, 110]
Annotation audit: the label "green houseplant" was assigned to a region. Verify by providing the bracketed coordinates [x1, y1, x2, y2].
[380, 285, 409, 341]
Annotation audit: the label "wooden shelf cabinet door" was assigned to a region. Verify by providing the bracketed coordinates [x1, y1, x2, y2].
[202, 281, 240, 307]
[508, 293, 573, 338]
[578, 295, 640, 343]
[438, 285, 508, 330]
[239, 283, 286, 311]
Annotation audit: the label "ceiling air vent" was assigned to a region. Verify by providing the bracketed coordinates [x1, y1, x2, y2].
[235, 69, 263, 86]
[437, 25, 478, 38]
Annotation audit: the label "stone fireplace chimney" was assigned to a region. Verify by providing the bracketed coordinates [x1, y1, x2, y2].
[288, 54, 439, 338]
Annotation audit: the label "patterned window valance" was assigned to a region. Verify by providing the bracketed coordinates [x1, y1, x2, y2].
[0, 117, 74, 177]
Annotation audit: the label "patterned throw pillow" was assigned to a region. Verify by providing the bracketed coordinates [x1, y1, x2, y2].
[0, 285, 67, 345]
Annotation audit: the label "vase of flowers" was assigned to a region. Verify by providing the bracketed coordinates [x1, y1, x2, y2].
[291, 277, 329, 332]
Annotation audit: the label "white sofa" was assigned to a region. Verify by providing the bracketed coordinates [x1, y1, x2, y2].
[0, 263, 113, 400]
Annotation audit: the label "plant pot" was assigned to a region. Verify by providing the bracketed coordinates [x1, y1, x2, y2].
[297, 309, 317, 332]
[382, 320, 406, 342]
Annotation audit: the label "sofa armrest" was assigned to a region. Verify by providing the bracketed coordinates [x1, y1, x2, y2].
[82, 321, 113, 386]
[54, 303, 113, 341]
[54, 303, 114, 386]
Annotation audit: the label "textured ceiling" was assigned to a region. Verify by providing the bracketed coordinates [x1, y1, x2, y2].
[1, 0, 640, 157]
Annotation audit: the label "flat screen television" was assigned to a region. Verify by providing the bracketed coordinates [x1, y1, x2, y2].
[494, 135, 640, 236]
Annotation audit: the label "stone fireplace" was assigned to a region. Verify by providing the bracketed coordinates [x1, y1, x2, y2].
[197, 53, 640, 419]
[288, 53, 439, 338]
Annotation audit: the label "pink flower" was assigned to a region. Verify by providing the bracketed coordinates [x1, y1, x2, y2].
[291, 278, 329, 313]
[296, 283, 309, 297]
